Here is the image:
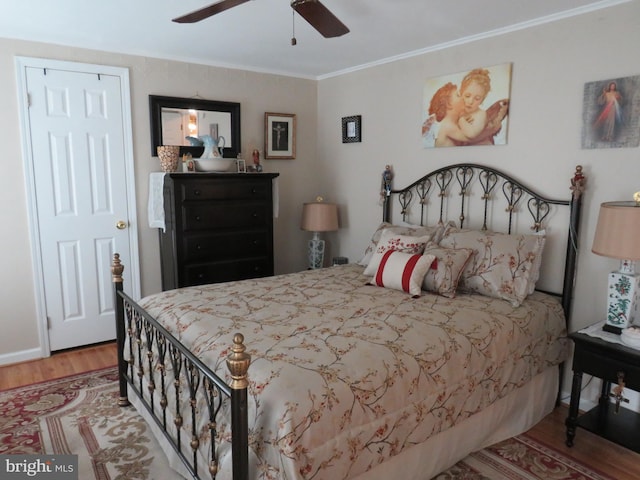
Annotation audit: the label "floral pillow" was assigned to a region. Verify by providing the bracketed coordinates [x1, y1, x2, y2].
[422, 244, 474, 298]
[438, 228, 546, 307]
[363, 229, 432, 276]
[371, 250, 437, 297]
[357, 222, 442, 266]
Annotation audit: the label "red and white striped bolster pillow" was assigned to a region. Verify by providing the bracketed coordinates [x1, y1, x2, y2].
[372, 250, 437, 297]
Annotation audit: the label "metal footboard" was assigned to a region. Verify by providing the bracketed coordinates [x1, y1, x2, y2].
[111, 254, 249, 480]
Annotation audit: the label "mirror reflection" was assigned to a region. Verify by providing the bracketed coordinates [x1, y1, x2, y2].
[149, 95, 241, 158]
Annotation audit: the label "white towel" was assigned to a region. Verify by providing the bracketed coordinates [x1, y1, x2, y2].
[148, 173, 167, 231]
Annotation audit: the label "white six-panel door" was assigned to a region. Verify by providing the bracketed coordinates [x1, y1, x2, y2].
[17, 58, 140, 353]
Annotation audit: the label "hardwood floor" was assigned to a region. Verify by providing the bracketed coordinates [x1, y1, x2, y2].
[1, 342, 639, 479]
[527, 406, 640, 480]
[0, 341, 117, 390]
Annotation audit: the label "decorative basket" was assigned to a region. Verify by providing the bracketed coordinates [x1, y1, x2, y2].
[157, 145, 180, 172]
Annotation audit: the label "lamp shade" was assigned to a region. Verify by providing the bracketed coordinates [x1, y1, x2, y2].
[301, 202, 339, 232]
[592, 201, 640, 260]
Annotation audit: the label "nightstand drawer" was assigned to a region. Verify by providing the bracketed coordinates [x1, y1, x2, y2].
[571, 336, 640, 391]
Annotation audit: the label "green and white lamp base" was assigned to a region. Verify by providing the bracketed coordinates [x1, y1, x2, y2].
[603, 259, 640, 334]
[307, 232, 325, 270]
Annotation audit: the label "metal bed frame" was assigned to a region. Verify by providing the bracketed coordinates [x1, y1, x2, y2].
[111, 163, 586, 480]
[381, 163, 585, 320]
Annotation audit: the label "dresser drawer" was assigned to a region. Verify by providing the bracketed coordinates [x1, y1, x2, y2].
[183, 258, 272, 286]
[180, 179, 269, 201]
[183, 231, 269, 262]
[182, 203, 269, 231]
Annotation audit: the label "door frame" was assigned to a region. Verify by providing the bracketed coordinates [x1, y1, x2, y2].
[15, 56, 141, 357]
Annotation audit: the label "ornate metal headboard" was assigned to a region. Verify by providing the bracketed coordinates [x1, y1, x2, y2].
[381, 163, 586, 321]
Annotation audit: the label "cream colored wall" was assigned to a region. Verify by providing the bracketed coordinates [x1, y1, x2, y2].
[0, 39, 316, 363]
[316, 2, 640, 406]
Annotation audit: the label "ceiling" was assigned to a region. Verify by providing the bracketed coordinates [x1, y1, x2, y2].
[0, 0, 626, 79]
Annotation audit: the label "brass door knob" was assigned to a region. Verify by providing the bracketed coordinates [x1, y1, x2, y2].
[116, 220, 127, 230]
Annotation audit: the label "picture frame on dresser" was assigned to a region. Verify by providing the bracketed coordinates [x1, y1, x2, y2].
[265, 112, 296, 159]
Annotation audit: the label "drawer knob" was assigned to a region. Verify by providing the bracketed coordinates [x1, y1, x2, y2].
[194, 190, 201, 196]
[195, 215, 201, 221]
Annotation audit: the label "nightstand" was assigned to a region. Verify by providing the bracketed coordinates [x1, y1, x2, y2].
[565, 328, 640, 453]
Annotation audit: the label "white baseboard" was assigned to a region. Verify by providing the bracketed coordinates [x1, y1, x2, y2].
[560, 387, 640, 414]
[559, 389, 597, 412]
[0, 347, 47, 367]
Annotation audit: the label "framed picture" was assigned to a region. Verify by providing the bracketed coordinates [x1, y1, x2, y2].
[342, 115, 362, 143]
[421, 63, 512, 148]
[581, 75, 640, 149]
[265, 112, 296, 159]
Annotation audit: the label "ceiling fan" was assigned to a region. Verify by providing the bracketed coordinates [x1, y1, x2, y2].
[172, 0, 349, 38]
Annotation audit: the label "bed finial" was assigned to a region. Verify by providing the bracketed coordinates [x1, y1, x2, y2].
[111, 253, 124, 283]
[570, 165, 586, 200]
[381, 165, 393, 199]
[226, 333, 251, 390]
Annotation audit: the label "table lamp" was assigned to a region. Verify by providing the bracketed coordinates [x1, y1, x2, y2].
[592, 194, 640, 333]
[301, 197, 339, 269]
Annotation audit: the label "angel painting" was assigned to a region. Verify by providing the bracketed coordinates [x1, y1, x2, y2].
[422, 63, 512, 148]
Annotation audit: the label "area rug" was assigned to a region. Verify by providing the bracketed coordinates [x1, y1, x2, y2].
[0, 367, 172, 479]
[434, 434, 614, 480]
[0, 367, 616, 480]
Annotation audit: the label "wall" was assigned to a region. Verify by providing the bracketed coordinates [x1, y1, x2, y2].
[0, 39, 317, 363]
[316, 1, 640, 407]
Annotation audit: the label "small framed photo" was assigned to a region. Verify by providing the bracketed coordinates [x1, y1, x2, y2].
[342, 115, 362, 143]
[265, 112, 296, 159]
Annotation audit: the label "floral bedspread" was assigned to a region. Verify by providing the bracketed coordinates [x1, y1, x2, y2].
[137, 264, 568, 480]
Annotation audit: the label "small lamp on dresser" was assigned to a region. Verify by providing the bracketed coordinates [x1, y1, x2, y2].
[592, 193, 640, 333]
[301, 197, 339, 269]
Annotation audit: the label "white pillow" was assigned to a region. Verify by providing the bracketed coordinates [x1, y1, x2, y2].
[363, 229, 432, 276]
[438, 227, 546, 307]
[371, 251, 437, 297]
[422, 244, 474, 298]
[357, 222, 442, 266]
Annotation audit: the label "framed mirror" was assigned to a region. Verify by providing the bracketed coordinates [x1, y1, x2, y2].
[149, 95, 241, 158]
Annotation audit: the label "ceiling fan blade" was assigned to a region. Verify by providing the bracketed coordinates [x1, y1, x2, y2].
[173, 0, 250, 23]
[291, 0, 349, 38]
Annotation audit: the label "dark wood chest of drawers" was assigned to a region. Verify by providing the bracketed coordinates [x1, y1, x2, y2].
[159, 172, 279, 290]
